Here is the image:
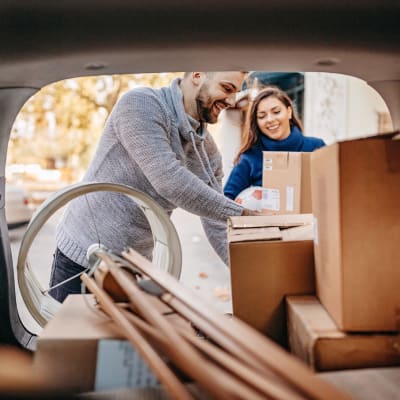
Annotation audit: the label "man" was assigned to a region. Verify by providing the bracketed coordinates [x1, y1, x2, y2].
[50, 71, 257, 302]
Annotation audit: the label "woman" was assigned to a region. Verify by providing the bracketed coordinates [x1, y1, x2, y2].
[224, 86, 325, 200]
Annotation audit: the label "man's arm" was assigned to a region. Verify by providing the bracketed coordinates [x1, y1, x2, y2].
[113, 90, 244, 222]
[200, 216, 230, 265]
[200, 136, 262, 264]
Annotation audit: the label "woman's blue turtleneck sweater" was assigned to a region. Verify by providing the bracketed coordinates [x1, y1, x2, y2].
[224, 126, 325, 200]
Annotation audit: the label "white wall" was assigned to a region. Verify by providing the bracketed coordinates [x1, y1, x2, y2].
[208, 109, 242, 186]
[346, 76, 391, 137]
[304, 72, 391, 144]
[303, 72, 348, 144]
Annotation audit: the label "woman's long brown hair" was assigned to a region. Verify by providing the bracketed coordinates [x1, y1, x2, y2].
[234, 86, 303, 164]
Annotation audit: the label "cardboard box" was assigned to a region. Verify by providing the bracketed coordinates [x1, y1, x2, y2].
[228, 214, 315, 347]
[262, 152, 312, 214]
[287, 296, 400, 371]
[33, 295, 159, 392]
[311, 133, 400, 331]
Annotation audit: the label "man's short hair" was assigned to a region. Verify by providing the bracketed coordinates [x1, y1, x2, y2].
[183, 71, 248, 79]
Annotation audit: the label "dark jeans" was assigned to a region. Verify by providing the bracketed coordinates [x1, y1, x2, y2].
[49, 248, 88, 303]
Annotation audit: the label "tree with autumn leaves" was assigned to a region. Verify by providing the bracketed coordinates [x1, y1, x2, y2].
[8, 72, 180, 181]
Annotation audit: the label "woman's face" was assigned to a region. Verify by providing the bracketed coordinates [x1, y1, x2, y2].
[256, 96, 292, 141]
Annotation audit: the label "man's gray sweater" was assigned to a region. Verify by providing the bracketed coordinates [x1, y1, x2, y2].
[56, 78, 244, 267]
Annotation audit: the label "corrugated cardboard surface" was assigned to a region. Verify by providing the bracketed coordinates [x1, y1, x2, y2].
[229, 213, 313, 229]
[262, 151, 312, 214]
[311, 135, 400, 331]
[311, 143, 343, 328]
[287, 296, 400, 371]
[34, 295, 190, 392]
[300, 153, 312, 213]
[34, 295, 122, 392]
[229, 215, 315, 347]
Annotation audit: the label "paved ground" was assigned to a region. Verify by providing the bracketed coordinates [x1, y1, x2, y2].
[172, 209, 232, 314]
[10, 208, 232, 334]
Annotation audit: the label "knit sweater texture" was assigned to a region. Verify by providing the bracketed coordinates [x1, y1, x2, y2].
[56, 78, 244, 266]
[224, 126, 325, 200]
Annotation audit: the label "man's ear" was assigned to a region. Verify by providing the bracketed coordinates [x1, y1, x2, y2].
[191, 72, 206, 86]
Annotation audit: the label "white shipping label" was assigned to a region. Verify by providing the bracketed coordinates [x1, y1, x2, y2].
[313, 216, 319, 245]
[95, 339, 159, 391]
[286, 186, 294, 212]
[262, 188, 280, 211]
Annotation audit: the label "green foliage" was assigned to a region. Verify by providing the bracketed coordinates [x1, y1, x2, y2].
[8, 72, 181, 180]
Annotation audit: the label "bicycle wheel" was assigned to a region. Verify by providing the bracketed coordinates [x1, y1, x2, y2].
[16, 182, 182, 327]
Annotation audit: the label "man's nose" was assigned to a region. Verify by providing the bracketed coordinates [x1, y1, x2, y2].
[225, 94, 236, 107]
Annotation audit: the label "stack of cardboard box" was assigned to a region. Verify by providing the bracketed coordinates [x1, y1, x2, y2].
[229, 134, 400, 370]
[229, 151, 316, 347]
[228, 214, 315, 347]
[287, 133, 400, 371]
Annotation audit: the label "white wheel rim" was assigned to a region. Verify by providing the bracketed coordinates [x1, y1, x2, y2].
[16, 182, 182, 327]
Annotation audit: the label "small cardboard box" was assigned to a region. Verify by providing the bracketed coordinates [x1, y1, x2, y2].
[262, 152, 312, 214]
[228, 214, 315, 347]
[311, 133, 400, 331]
[33, 295, 159, 392]
[287, 296, 400, 371]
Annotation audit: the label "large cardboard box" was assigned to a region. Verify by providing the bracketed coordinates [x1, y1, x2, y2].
[287, 296, 400, 371]
[262, 151, 312, 214]
[33, 295, 159, 392]
[228, 214, 315, 347]
[311, 134, 400, 331]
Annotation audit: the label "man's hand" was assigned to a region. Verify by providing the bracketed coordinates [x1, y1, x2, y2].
[241, 208, 264, 216]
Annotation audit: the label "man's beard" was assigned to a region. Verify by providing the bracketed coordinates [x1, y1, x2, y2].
[195, 84, 217, 124]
